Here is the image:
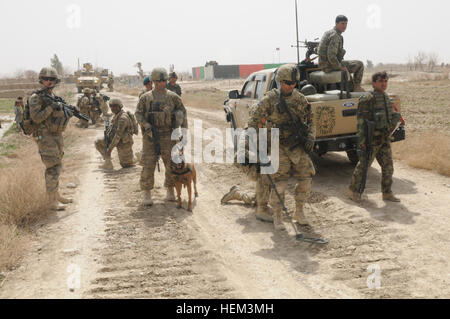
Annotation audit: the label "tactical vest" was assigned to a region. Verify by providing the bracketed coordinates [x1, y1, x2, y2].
[110, 110, 133, 143]
[31, 91, 69, 135]
[370, 91, 393, 132]
[144, 91, 178, 133]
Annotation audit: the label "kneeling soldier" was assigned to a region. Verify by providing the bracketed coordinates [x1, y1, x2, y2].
[95, 98, 135, 169]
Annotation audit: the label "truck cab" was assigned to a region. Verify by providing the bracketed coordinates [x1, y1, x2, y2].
[223, 66, 405, 164]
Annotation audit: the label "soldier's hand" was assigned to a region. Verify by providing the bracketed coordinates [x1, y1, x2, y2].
[143, 123, 152, 132]
[305, 138, 315, 153]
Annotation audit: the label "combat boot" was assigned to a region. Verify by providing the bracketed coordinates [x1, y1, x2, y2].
[220, 185, 240, 205]
[354, 84, 366, 92]
[166, 187, 176, 202]
[100, 158, 113, 170]
[348, 188, 361, 202]
[56, 191, 73, 204]
[255, 205, 273, 223]
[383, 192, 401, 202]
[48, 192, 65, 211]
[273, 210, 286, 231]
[293, 205, 309, 226]
[142, 190, 153, 206]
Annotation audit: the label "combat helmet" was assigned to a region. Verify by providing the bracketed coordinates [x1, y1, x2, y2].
[150, 68, 168, 82]
[276, 64, 300, 83]
[39, 67, 61, 84]
[109, 98, 123, 109]
[82, 88, 91, 94]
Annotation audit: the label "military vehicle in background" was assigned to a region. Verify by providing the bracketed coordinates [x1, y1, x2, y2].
[223, 63, 405, 165]
[100, 69, 111, 88]
[75, 63, 101, 93]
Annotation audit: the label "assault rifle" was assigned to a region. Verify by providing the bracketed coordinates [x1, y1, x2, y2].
[148, 101, 161, 172]
[358, 120, 375, 197]
[276, 93, 314, 156]
[104, 115, 111, 158]
[41, 90, 89, 122]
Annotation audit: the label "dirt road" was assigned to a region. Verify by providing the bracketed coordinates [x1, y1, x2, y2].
[1, 89, 449, 298]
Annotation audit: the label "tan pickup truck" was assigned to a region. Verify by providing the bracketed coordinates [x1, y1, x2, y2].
[223, 66, 405, 164]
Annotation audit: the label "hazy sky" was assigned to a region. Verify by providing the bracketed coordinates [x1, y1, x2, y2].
[0, 0, 449, 77]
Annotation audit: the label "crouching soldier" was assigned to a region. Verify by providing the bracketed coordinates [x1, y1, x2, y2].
[76, 88, 91, 128]
[95, 98, 135, 169]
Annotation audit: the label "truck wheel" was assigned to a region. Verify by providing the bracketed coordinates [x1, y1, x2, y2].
[346, 150, 359, 165]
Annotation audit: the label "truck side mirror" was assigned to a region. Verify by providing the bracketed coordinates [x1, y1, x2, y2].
[228, 90, 240, 99]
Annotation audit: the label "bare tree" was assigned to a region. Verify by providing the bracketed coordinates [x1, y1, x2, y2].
[414, 52, 427, 71]
[24, 70, 38, 81]
[427, 52, 439, 72]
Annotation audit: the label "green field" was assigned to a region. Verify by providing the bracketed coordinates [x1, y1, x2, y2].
[0, 99, 14, 114]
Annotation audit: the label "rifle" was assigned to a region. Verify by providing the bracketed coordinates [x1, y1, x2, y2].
[358, 120, 375, 196]
[42, 92, 89, 122]
[277, 93, 314, 156]
[148, 101, 161, 172]
[104, 115, 111, 158]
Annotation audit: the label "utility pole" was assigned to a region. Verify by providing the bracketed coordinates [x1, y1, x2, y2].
[291, 0, 301, 65]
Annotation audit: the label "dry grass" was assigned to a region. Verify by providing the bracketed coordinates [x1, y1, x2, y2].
[183, 88, 227, 109]
[114, 85, 140, 97]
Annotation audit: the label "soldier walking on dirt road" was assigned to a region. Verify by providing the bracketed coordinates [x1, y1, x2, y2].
[29, 67, 74, 210]
[135, 67, 188, 206]
[348, 71, 402, 202]
[167, 72, 182, 97]
[248, 64, 316, 230]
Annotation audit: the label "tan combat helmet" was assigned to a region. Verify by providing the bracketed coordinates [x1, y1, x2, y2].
[39, 67, 61, 84]
[82, 88, 91, 95]
[151, 67, 168, 82]
[109, 98, 123, 109]
[276, 64, 300, 83]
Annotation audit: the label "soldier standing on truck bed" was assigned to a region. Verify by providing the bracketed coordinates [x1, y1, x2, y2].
[248, 64, 316, 230]
[348, 71, 402, 202]
[318, 15, 365, 92]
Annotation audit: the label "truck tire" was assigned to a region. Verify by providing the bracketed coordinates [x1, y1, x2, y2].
[346, 150, 359, 165]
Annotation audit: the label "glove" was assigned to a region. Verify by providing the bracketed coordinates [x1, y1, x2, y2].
[143, 123, 152, 132]
[51, 102, 62, 111]
[305, 137, 315, 153]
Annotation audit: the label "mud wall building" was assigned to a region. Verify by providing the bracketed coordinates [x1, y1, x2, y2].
[192, 63, 285, 80]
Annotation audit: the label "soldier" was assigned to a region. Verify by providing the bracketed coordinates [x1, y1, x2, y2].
[76, 88, 91, 128]
[29, 67, 74, 210]
[108, 73, 114, 92]
[95, 98, 135, 170]
[348, 71, 402, 202]
[92, 90, 109, 120]
[89, 89, 101, 125]
[135, 67, 188, 206]
[249, 64, 316, 230]
[318, 15, 365, 92]
[139, 76, 153, 99]
[14, 97, 24, 129]
[167, 72, 182, 96]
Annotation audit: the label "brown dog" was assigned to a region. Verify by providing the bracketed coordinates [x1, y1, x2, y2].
[171, 150, 198, 212]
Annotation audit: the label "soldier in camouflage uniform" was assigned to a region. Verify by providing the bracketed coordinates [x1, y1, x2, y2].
[318, 15, 365, 92]
[91, 90, 110, 121]
[135, 67, 188, 206]
[107, 73, 114, 92]
[76, 88, 91, 128]
[29, 67, 75, 210]
[95, 98, 135, 170]
[167, 72, 182, 96]
[249, 64, 316, 230]
[139, 76, 153, 99]
[348, 71, 402, 202]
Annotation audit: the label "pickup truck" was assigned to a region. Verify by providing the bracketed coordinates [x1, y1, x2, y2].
[223, 67, 405, 164]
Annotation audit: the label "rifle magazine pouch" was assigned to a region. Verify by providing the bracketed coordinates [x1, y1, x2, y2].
[373, 111, 388, 130]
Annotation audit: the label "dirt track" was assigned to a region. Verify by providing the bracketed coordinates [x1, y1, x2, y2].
[1, 88, 449, 299]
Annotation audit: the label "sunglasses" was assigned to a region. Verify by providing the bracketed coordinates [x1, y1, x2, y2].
[42, 77, 56, 82]
[283, 80, 296, 86]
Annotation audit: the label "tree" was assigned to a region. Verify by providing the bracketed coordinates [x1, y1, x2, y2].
[50, 54, 64, 76]
[414, 52, 427, 71]
[427, 52, 439, 72]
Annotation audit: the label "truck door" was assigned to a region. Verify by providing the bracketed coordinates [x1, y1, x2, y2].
[234, 77, 256, 128]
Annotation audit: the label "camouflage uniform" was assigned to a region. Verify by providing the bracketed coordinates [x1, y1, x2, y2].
[135, 89, 187, 191]
[29, 90, 69, 196]
[349, 91, 401, 195]
[167, 83, 182, 96]
[95, 109, 134, 168]
[249, 80, 316, 228]
[77, 92, 91, 128]
[318, 27, 364, 85]
[89, 98, 101, 125]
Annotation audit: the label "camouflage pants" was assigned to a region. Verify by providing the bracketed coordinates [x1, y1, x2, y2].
[36, 133, 64, 193]
[95, 138, 134, 168]
[342, 60, 364, 85]
[350, 141, 394, 194]
[268, 147, 315, 212]
[140, 132, 175, 190]
[89, 109, 100, 125]
[77, 107, 90, 128]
